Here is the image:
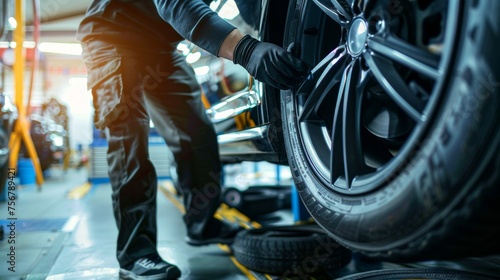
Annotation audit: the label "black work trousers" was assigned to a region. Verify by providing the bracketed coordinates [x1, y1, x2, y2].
[82, 42, 222, 268]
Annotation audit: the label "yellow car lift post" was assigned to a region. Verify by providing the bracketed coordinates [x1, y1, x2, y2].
[9, 0, 44, 188]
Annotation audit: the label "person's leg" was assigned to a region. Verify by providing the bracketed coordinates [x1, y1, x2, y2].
[97, 56, 161, 267]
[141, 53, 233, 241]
[106, 115, 159, 265]
[106, 115, 181, 278]
[83, 48, 165, 267]
[81, 36, 181, 278]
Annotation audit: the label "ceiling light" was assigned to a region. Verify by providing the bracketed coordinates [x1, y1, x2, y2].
[210, 0, 240, 20]
[186, 52, 201, 64]
[176, 42, 190, 56]
[0, 41, 36, 48]
[39, 42, 82, 55]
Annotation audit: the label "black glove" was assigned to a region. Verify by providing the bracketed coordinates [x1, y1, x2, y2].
[233, 35, 308, 90]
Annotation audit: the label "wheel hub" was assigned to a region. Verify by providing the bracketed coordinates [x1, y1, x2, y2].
[347, 18, 368, 57]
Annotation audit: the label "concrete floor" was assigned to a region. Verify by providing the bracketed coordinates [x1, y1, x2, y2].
[1, 167, 499, 280]
[0, 168, 247, 280]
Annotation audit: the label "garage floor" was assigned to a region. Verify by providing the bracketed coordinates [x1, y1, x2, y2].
[1, 167, 499, 280]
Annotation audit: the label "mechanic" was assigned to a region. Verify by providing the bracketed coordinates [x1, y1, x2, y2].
[77, 0, 308, 279]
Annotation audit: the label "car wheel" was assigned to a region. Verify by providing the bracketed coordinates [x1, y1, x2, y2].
[281, 0, 500, 260]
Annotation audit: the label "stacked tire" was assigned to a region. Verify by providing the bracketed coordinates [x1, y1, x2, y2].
[233, 224, 352, 277]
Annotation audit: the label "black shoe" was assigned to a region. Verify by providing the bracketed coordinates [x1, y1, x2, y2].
[185, 221, 243, 246]
[119, 254, 181, 280]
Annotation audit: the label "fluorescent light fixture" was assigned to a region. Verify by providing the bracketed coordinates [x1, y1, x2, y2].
[0, 41, 36, 48]
[186, 52, 201, 64]
[0, 41, 83, 55]
[176, 42, 190, 56]
[194, 66, 210, 76]
[39, 42, 82, 55]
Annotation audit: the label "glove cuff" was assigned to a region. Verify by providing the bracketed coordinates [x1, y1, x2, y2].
[233, 35, 260, 67]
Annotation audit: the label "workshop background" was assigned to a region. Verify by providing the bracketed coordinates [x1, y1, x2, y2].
[1, 0, 500, 279]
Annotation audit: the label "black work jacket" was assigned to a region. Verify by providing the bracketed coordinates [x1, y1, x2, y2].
[77, 0, 235, 56]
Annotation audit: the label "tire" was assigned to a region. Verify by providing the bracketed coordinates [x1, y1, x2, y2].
[232, 224, 352, 276]
[223, 187, 281, 218]
[281, 0, 500, 261]
[336, 268, 497, 280]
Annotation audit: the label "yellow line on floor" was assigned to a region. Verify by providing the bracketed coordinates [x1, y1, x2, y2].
[66, 182, 92, 200]
[159, 181, 186, 214]
[215, 204, 262, 229]
[229, 256, 258, 280]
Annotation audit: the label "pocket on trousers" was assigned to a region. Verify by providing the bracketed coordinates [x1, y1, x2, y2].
[90, 58, 130, 129]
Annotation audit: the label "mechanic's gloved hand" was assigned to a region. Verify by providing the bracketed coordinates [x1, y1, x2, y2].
[233, 35, 308, 90]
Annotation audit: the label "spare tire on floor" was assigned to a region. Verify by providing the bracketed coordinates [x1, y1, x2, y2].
[232, 224, 352, 277]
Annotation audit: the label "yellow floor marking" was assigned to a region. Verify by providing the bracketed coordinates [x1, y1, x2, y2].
[229, 256, 258, 280]
[217, 244, 231, 253]
[66, 182, 92, 200]
[162, 180, 179, 196]
[159, 181, 186, 214]
[215, 204, 262, 229]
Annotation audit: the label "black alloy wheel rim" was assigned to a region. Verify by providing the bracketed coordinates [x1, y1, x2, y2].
[294, 0, 460, 194]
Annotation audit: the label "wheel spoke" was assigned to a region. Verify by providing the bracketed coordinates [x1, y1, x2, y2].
[312, 0, 349, 25]
[363, 52, 426, 123]
[329, 65, 349, 187]
[298, 46, 348, 122]
[330, 61, 371, 189]
[367, 35, 441, 79]
[331, 0, 354, 19]
[342, 61, 372, 188]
